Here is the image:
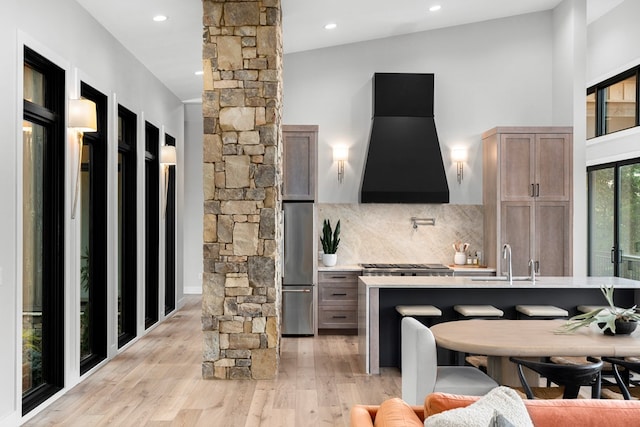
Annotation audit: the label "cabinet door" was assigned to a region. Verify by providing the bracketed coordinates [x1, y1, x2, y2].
[535, 134, 571, 202]
[501, 202, 534, 277]
[535, 202, 571, 276]
[282, 125, 317, 200]
[500, 134, 535, 201]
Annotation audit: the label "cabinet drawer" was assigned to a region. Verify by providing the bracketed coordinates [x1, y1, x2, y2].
[318, 308, 357, 329]
[318, 271, 360, 283]
[319, 283, 357, 305]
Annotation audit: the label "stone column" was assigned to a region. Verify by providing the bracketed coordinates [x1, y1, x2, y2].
[201, 0, 282, 380]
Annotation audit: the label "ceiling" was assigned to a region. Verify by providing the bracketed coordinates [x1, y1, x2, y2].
[75, 0, 623, 103]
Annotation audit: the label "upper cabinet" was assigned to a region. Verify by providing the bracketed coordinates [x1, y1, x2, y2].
[282, 125, 317, 201]
[483, 127, 573, 277]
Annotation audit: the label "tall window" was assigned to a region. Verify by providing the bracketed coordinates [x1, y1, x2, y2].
[22, 46, 65, 414]
[79, 83, 108, 374]
[145, 122, 159, 328]
[164, 134, 176, 315]
[588, 159, 640, 279]
[587, 68, 639, 139]
[117, 106, 137, 348]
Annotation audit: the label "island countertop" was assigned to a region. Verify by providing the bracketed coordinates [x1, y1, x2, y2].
[358, 275, 640, 289]
[357, 275, 640, 374]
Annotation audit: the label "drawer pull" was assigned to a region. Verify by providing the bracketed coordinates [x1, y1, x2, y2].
[332, 315, 347, 319]
[330, 275, 347, 279]
[331, 293, 347, 296]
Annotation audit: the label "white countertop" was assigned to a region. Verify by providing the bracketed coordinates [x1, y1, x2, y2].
[317, 265, 497, 273]
[318, 264, 363, 272]
[358, 275, 640, 289]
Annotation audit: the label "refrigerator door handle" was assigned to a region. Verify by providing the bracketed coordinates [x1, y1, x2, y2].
[282, 288, 312, 293]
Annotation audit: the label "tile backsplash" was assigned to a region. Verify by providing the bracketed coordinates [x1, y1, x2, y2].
[317, 203, 484, 266]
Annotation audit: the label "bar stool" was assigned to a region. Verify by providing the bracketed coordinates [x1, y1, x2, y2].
[396, 305, 442, 371]
[453, 305, 504, 369]
[515, 305, 568, 319]
[453, 305, 504, 318]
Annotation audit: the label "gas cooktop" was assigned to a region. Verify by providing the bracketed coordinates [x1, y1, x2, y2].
[359, 263, 453, 276]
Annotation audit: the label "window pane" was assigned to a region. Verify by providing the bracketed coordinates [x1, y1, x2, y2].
[618, 163, 640, 280]
[23, 121, 45, 395]
[23, 65, 45, 106]
[588, 167, 615, 276]
[80, 144, 91, 360]
[604, 76, 636, 135]
[586, 92, 596, 139]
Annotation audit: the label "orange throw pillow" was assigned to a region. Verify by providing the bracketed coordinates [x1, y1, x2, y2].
[373, 398, 423, 427]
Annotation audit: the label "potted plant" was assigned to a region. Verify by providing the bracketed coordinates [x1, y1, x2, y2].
[557, 285, 640, 335]
[320, 219, 340, 267]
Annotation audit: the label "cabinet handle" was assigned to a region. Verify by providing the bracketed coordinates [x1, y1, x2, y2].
[536, 183, 540, 197]
[530, 184, 535, 197]
[331, 293, 347, 296]
[330, 275, 347, 279]
[332, 315, 347, 319]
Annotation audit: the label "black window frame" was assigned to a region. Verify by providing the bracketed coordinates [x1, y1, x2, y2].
[117, 105, 137, 348]
[22, 46, 66, 415]
[164, 134, 176, 315]
[78, 82, 108, 375]
[587, 67, 640, 139]
[144, 122, 160, 329]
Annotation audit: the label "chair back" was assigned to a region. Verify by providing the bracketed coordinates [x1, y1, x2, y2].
[510, 357, 603, 399]
[401, 317, 437, 405]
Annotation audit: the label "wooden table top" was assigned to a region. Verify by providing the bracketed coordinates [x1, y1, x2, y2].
[430, 319, 640, 357]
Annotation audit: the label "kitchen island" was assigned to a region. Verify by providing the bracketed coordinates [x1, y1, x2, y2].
[357, 276, 640, 374]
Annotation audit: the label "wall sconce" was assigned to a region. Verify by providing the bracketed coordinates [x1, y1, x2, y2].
[160, 145, 177, 218]
[451, 147, 467, 184]
[69, 98, 97, 219]
[333, 145, 348, 183]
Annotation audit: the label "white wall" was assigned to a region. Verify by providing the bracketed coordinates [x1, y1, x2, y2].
[183, 104, 204, 294]
[0, 0, 184, 424]
[283, 11, 555, 204]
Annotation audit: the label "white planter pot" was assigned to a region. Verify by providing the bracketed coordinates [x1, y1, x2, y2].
[322, 253, 338, 267]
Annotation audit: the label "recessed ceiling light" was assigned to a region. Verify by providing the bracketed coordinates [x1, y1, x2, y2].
[195, 70, 204, 76]
[429, 5, 442, 12]
[153, 15, 168, 22]
[324, 23, 337, 30]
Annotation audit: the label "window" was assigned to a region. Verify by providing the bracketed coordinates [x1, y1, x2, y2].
[164, 134, 176, 315]
[587, 68, 639, 139]
[22, 46, 65, 415]
[145, 122, 160, 329]
[117, 105, 137, 348]
[588, 159, 640, 279]
[79, 83, 108, 374]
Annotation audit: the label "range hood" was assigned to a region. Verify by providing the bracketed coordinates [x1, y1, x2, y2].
[360, 73, 449, 203]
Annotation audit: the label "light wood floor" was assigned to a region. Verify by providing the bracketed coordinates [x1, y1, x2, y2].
[24, 296, 401, 426]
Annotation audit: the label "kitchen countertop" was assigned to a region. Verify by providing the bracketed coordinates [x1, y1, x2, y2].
[317, 265, 497, 273]
[358, 275, 640, 289]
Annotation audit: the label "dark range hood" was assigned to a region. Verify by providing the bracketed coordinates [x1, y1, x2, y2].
[360, 73, 450, 203]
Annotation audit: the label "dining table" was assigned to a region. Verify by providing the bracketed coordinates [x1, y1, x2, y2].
[429, 319, 640, 386]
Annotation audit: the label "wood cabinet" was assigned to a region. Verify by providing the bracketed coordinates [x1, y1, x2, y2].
[282, 125, 317, 201]
[483, 127, 572, 277]
[317, 271, 360, 331]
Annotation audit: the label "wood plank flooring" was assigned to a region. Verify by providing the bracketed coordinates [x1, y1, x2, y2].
[24, 296, 401, 426]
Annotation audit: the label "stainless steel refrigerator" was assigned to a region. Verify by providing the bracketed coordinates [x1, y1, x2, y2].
[282, 202, 316, 336]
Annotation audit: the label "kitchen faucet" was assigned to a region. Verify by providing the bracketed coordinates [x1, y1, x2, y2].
[502, 243, 512, 285]
[528, 259, 536, 284]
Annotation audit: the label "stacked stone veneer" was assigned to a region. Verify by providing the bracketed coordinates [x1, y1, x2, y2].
[201, 0, 282, 380]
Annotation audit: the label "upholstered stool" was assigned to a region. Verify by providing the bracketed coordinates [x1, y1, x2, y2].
[577, 305, 609, 314]
[396, 305, 442, 318]
[454, 305, 504, 318]
[453, 305, 503, 368]
[516, 305, 568, 319]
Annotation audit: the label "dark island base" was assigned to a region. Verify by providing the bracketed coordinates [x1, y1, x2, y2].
[379, 287, 636, 368]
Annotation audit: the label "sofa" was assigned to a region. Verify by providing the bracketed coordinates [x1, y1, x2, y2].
[351, 391, 640, 427]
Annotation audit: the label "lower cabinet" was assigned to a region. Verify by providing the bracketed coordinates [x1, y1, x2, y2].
[318, 271, 360, 331]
